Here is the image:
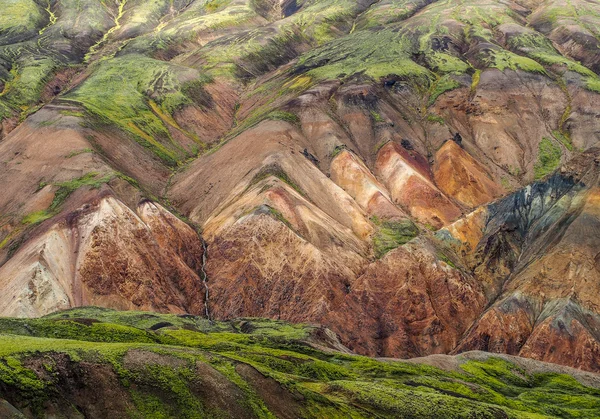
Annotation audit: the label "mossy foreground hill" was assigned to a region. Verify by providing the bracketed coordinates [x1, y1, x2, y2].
[0, 307, 600, 418]
[2, 0, 600, 375]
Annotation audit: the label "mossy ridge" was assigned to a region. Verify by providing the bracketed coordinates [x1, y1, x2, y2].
[503, 28, 600, 93]
[21, 171, 119, 226]
[356, 0, 433, 29]
[0, 55, 60, 123]
[534, 137, 562, 180]
[0, 0, 115, 121]
[291, 0, 550, 90]
[0, 0, 45, 43]
[586, 78, 600, 93]
[371, 215, 419, 258]
[188, 0, 371, 82]
[122, 0, 256, 60]
[0, 307, 600, 417]
[247, 163, 305, 197]
[66, 54, 210, 166]
[427, 74, 461, 107]
[295, 27, 433, 84]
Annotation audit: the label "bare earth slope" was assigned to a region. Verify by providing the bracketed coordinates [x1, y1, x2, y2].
[1, 0, 600, 374]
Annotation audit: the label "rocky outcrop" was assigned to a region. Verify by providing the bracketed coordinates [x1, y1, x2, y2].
[433, 140, 503, 208]
[0, 196, 205, 317]
[330, 239, 487, 358]
[376, 142, 462, 228]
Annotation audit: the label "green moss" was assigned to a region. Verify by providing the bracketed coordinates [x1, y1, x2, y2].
[130, 391, 176, 419]
[327, 380, 515, 418]
[0, 0, 44, 40]
[586, 78, 600, 94]
[507, 30, 585, 68]
[50, 172, 114, 210]
[552, 130, 573, 152]
[66, 55, 209, 166]
[0, 318, 157, 344]
[471, 69, 481, 95]
[437, 252, 457, 268]
[428, 75, 460, 106]
[248, 163, 304, 196]
[20, 172, 117, 226]
[296, 28, 432, 85]
[266, 206, 294, 230]
[0, 308, 599, 418]
[0, 58, 57, 105]
[370, 110, 384, 123]
[65, 148, 94, 158]
[534, 137, 562, 180]
[426, 52, 470, 75]
[371, 216, 419, 258]
[374, 139, 391, 153]
[266, 110, 300, 125]
[356, 0, 429, 28]
[21, 210, 53, 225]
[330, 145, 347, 158]
[59, 110, 86, 118]
[426, 113, 445, 125]
[136, 363, 205, 417]
[485, 49, 546, 73]
[83, 0, 127, 63]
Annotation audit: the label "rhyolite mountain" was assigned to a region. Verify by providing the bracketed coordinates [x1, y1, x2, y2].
[1, 0, 600, 390]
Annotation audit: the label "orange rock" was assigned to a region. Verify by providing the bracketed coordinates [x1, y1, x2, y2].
[376, 142, 462, 228]
[433, 140, 503, 208]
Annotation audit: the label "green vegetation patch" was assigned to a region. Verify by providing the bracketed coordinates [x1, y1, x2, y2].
[427, 74, 461, 106]
[437, 251, 457, 268]
[0, 307, 599, 417]
[49, 172, 114, 211]
[357, 0, 432, 29]
[248, 163, 304, 196]
[534, 137, 562, 180]
[552, 130, 573, 152]
[65, 148, 94, 158]
[0, 307, 600, 418]
[66, 55, 209, 166]
[22, 172, 115, 225]
[296, 27, 432, 84]
[485, 49, 546, 73]
[371, 216, 418, 258]
[0, 0, 45, 41]
[266, 110, 300, 124]
[586, 78, 600, 94]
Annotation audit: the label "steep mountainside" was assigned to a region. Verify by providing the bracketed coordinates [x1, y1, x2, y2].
[1, 0, 600, 375]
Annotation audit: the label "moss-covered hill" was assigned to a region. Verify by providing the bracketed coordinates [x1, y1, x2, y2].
[1, 0, 599, 166]
[0, 307, 599, 418]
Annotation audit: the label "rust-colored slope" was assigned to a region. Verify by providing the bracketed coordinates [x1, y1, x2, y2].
[433, 140, 503, 208]
[328, 239, 487, 358]
[206, 210, 354, 322]
[442, 152, 600, 371]
[330, 149, 407, 220]
[0, 195, 205, 317]
[376, 142, 462, 228]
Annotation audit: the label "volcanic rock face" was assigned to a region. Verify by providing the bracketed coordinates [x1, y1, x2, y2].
[0, 196, 205, 317]
[1, 0, 600, 374]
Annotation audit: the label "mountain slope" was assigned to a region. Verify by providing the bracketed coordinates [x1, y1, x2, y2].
[1, 0, 600, 374]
